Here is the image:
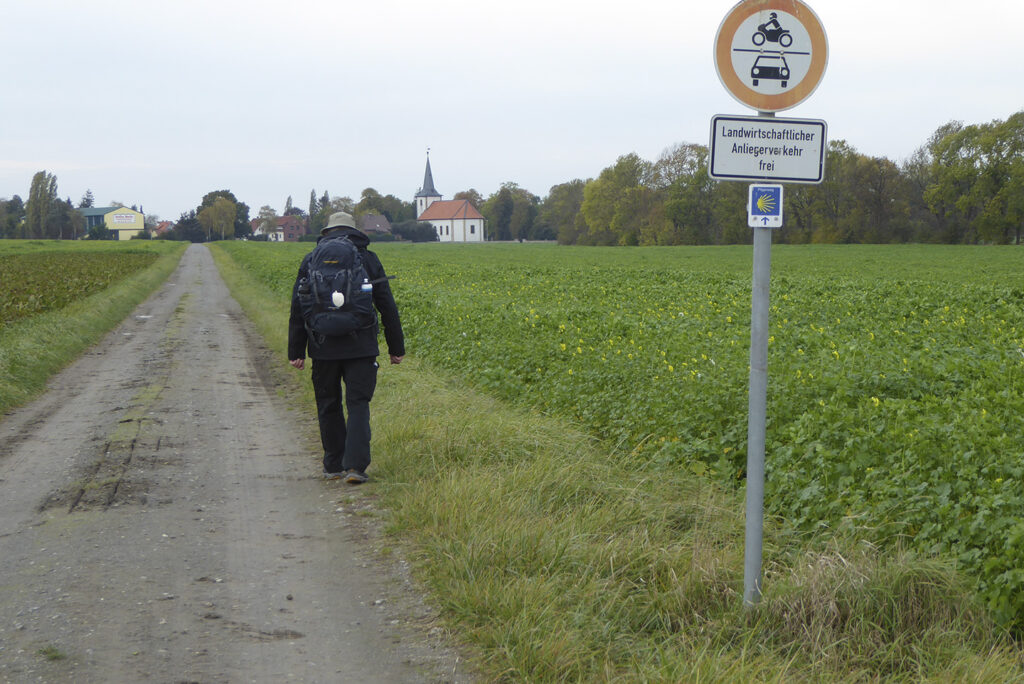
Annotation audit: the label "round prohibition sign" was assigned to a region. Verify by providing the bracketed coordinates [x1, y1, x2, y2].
[714, 0, 828, 112]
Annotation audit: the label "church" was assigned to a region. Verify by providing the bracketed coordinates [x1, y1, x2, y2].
[415, 155, 485, 242]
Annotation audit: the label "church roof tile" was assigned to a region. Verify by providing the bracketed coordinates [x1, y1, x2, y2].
[418, 199, 484, 221]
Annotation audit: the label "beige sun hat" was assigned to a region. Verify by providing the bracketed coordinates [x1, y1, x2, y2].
[321, 211, 356, 235]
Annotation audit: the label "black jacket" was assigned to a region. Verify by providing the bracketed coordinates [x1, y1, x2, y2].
[288, 228, 405, 361]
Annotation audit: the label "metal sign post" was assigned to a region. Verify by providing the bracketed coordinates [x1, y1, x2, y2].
[744, 114, 773, 608]
[709, 0, 829, 609]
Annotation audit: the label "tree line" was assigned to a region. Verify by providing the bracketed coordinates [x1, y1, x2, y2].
[0, 172, 150, 240]
[247, 188, 436, 242]
[0, 181, 434, 243]
[0, 172, 94, 240]
[4, 111, 1019, 245]
[474, 111, 1023, 245]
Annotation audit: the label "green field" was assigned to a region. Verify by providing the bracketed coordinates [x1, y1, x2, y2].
[0, 239, 186, 413]
[2, 213, 1020, 679]
[220, 241, 1024, 631]
[1, 242, 162, 325]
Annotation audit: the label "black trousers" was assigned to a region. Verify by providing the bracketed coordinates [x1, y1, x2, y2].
[310, 357, 378, 474]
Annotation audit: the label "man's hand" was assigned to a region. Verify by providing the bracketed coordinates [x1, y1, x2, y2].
[290, 359, 305, 369]
[390, 355, 404, 365]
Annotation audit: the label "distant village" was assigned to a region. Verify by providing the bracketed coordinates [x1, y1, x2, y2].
[153, 156, 485, 244]
[244, 156, 482, 244]
[13, 110, 1021, 246]
[1, 155, 486, 244]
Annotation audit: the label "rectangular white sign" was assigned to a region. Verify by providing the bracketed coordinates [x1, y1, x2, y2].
[709, 115, 827, 184]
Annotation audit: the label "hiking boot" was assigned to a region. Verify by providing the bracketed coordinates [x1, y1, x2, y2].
[323, 469, 348, 480]
[345, 470, 369, 484]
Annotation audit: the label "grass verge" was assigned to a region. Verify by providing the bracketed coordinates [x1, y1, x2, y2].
[0, 241, 186, 415]
[210, 244, 1024, 682]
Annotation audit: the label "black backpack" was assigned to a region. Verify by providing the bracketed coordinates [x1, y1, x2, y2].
[297, 235, 378, 340]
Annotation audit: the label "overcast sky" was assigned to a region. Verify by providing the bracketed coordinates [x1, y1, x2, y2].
[2, 0, 1021, 221]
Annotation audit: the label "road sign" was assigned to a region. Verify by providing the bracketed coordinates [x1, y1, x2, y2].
[711, 1, 830, 611]
[714, 0, 828, 112]
[709, 114, 826, 183]
[748, 184, 783, 227]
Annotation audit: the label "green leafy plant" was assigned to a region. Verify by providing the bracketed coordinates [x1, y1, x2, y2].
[217, 241, 1024, 630]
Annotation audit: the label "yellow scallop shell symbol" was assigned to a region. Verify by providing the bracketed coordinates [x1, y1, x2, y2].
[756, 193, 776, 213]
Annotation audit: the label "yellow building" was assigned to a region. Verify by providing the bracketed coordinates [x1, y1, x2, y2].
[82, 206, 145, 240]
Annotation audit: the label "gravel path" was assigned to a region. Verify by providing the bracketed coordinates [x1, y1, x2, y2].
[0, 244, 469, 683]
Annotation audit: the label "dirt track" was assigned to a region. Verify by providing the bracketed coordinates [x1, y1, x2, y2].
[0, 244, 469, 683]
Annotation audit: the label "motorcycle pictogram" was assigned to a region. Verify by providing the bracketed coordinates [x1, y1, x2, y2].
[752, 12, 793, 48]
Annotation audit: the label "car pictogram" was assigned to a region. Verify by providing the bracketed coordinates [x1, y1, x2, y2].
[751, 54, 790, 87]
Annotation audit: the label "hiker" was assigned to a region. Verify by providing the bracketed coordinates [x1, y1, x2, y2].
[288, 211, 405, 484]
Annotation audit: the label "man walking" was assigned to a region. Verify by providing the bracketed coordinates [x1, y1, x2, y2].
[288, 212, 404, 484]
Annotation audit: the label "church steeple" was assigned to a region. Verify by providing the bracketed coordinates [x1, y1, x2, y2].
[414, 150, 442, 217]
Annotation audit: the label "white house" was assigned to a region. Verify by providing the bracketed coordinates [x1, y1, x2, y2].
[415, 155, 485, 242]
[419, 199, 485, 242]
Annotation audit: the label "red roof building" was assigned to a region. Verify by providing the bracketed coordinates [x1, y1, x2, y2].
[278, 215, 306, 242]
[414, 155, 485, 242]
[359, 213, 392, 235]
[250, 215, 308, 242]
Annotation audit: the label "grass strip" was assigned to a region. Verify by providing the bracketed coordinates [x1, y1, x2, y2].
[0, 241, 186, 415]
[210, 243, 1024, 682]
